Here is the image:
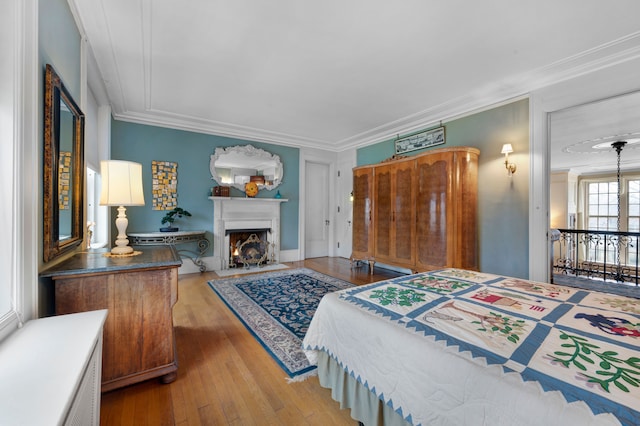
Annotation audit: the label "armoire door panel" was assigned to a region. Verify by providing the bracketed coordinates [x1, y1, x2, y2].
[352, 168, 374, 259]
[393, 163, 415, 264]
[374, 167, 392, 259]
[454, 151, 480, 270]
[416, 155, 452, 269]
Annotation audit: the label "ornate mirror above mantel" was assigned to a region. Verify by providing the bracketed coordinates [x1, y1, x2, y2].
[43, 64, 85, 262]
[210, 144, 283, 192]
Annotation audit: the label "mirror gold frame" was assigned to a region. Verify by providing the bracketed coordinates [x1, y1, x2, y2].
[43, 64, 85, 262]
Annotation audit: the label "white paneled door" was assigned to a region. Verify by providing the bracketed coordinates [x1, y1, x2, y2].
[305, 161, 330, 258]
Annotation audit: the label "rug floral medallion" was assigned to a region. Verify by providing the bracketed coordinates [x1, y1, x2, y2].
[208, 268, 353, 379]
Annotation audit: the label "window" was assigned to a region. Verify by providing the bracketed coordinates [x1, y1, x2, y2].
[627, 180, 640, 266]
[0, 0, 22, 340]
[629, 180, 640, 232]
[584, 178, 640, 266]
[587, 181, 618, 231]
[87, 166, 108, 248]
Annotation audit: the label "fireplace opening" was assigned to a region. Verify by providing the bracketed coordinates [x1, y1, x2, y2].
[227, 229, 271, 268]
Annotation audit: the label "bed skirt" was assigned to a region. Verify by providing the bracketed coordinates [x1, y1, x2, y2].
[316, 351, 412, 426]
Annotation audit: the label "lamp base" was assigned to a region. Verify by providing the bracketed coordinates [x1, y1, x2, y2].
[103, 250, 142, 258]
[111, 205, 140, 256]
[111, 245, 134, 255]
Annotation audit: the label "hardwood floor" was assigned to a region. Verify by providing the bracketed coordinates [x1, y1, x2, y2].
[100, 257, 403, 425]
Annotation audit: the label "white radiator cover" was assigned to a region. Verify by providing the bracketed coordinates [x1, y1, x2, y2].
[0, 310, 107, 425]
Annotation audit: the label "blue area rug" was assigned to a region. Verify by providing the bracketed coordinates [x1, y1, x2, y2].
[208, 268, 353, 379]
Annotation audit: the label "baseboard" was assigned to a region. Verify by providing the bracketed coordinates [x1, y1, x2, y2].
[279, 249, 300, 263]
[373, 262, 412, 275]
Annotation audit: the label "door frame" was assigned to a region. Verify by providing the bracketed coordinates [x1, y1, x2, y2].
[299, 149, 337, 260]
[529, 58, 640, 282]
[335, 150, 356, 258]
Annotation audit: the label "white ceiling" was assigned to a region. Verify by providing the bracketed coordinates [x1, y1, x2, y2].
[71, 0, 640, 171]
[550, 91, 640, 174]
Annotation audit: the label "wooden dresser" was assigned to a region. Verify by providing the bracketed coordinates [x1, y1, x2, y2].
[41, 245, 182, 392]
[351, 146, 479, 273]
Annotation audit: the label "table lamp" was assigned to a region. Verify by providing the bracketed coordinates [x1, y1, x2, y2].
[100, 160, 145, 255]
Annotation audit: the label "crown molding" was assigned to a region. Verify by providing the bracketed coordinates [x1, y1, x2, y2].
[336, 32, 640, 151]
[111, 31, 640, 152]
[112, 109, 333, 149]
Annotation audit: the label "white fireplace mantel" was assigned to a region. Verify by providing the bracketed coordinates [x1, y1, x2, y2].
[209, 197, 288, 270]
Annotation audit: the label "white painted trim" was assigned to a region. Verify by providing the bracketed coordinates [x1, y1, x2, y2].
[86, 47, 109, 105]
[106, 33, 640, 152]
[93, 104, 111, 247]
[0, 310, 106, 424]
[210, 197, 286, 271]
[529, 95, 551, 282]
[279, 249, 299, 263]
[1, 0, 38, 340]
[21, 0, 39, 321]
[66, 0, 87, 39]
[341, 34, 640, 151]
[5, 0, 22, 338]
[528, 55, 640, 282]
[113, 110, 331, 150]
[335, 149, 356, 259]
[18, 0, 38, 321]
[299, 148, 338, 260]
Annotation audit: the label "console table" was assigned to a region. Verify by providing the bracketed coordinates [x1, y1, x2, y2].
[129, 230, 209, 272]
[40, 245, 181, 392]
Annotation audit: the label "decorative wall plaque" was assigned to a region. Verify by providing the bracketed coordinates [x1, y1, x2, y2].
[394, 126, 445, 154]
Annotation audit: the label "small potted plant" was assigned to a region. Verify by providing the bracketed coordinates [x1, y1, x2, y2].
[160, 207, 192, 232]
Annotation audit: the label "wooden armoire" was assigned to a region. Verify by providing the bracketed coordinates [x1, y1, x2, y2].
[351, 146, 479, 273]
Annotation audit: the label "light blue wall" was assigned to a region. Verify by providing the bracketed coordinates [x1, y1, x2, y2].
[357, 99, 530, 278]
[110, 120, 300, 254]
[39, 0, 81, 100]
[38, 0, 83, 315]
[39, 0, 82, 241]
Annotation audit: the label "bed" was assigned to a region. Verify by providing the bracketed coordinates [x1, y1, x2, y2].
[303, 268, 640, 426]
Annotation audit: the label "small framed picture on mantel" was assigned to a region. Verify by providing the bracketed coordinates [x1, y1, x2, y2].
[394, 126, 445, 154]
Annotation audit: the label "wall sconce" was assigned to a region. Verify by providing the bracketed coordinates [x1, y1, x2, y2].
[501, 144, 517, 176]
[350, 191, 354, 202]
[100, 160, 145, 255]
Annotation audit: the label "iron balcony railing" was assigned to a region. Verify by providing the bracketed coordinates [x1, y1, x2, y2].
[552, 228, 640, 286]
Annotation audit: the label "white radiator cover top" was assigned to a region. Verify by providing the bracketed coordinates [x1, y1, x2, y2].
[0, 309, 107, 425]
[210, 196, 287, 270]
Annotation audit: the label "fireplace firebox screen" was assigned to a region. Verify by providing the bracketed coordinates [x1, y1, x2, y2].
[228, 230, 273, 269]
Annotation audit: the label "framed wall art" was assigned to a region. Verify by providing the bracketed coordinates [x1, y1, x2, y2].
[152, 160, 178, 210]
[394, 126, 445, 154]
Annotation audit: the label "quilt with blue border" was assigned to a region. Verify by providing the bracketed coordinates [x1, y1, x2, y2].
[336, 269, 640, 425]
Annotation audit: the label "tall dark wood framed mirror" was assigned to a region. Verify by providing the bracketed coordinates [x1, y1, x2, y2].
[43, 64, 85, 262]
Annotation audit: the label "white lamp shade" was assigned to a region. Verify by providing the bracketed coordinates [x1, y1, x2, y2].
[501, 143, 514, 154]
[99, 160, 145, 206]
